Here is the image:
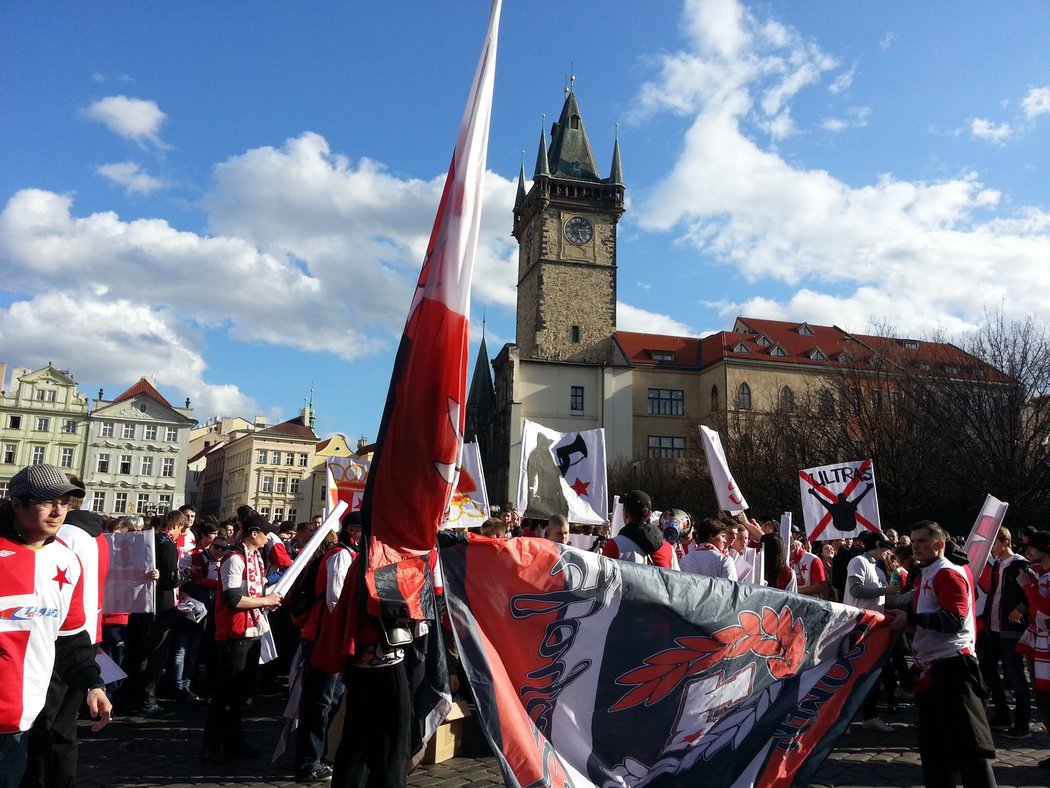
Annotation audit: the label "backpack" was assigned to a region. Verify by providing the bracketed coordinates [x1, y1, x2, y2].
[289, 552, 326, 625]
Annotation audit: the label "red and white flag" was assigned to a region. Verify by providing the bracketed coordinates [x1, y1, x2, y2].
[356, 0, 502, 621]
[964, 494, 1009, 573]
[699, 425, 748, 513]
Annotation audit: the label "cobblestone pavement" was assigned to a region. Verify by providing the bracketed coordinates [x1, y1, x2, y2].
[76, 694, 1049, 787]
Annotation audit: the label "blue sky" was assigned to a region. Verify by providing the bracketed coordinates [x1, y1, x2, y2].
[2, 0, 1048, 441]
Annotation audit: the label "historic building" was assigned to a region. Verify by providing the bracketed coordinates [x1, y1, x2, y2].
[198, 407, 324, 522]
[478, 90, 1003, 505]
[0, 363, 90, 495]
[83, 378, 196, 515]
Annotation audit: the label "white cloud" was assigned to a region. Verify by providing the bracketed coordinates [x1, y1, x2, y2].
[828, 66, 856, 94]
[970, 118, 1013, 143]
[95, 161, 166, 194]
[879, 32, 897, 51]
[0, 293, 256, 416]
[617, 302, 695, 336]
[85, 95, 169, 148]
[1022, 86, 1050, 118]
[634, 0, 1050, 338]
[820, 118, 847, 133]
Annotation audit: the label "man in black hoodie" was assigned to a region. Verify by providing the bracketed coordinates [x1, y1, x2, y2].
[22, 474, 112, 788]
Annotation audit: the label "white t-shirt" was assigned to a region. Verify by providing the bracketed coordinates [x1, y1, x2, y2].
[843, 553, 886, 611]
[680, 543, 738, 580]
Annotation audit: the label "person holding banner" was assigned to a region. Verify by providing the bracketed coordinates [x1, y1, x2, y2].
[908, 521, 997, 787]
[203, 515, 284, 765]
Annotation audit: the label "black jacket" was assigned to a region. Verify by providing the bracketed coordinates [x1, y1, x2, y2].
[983, 554, 1031, 637]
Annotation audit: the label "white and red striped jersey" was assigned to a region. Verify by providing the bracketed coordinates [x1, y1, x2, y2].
[790, 550, 827, 592]
[56, 524, 110, 644]
[0, 536, 86, 733]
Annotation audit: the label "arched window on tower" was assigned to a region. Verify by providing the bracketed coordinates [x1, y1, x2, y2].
[737, 382, 752, 411]
[780, 386, 795, 413]
[710, 385, 719, 412]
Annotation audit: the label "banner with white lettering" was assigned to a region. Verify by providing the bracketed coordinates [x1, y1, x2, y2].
[103, 531, 156, 614]
[798, 460, 880, 540]
[699, 426, 748, 513]
[516, 420, 607, 525]
[446, 441, 490, 529]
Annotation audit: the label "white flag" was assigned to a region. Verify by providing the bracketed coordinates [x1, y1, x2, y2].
[798, 459, 880, 540]
[698, 426, 748, 513]
[516, 420, 607, 525]
[964, 494, 1009, 573]
[446, 441, 490, 529]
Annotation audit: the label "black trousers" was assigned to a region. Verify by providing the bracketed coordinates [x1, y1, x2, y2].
[203, 637, 261, 751]
[332, 661, 410, 788]
[120, 610, 176, 709]
[915, 655, 996, 788]
[20, 670, 81, 788]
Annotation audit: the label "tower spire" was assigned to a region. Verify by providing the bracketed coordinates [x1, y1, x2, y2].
[514, 151, 527, 210]
[609, 124, 623, 186]
[533, 118, 550, 179]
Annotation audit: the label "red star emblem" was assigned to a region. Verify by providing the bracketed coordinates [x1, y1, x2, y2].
[570, 477, 591, 497]
[53, 567, 71, 591]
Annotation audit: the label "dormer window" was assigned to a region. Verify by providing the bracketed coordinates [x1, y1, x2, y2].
[796, 323, 814, 336]
[651, 351, 674, 363]
[731, 342, 751, 354]
[837, 351, 853, 363]
[808, 347, 828, 361]
[945, 365, 960, 375]
[902, 340, 919, 350]
[769, 344, 788, 357]
[755, 335, 771, 347]
[570, 114, 580, 130]
[869, 354, 884, 367]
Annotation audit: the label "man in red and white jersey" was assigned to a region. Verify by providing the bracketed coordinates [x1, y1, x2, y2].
[680, 518, 737, 580]
[908, 520, 996, 788]
[0, 465, 110, 787]
[602, 490, 678, 569]
[24, 474, 112, 788]
[789, 537, 828, 598]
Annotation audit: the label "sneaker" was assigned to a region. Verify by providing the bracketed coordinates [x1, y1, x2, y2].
[296, 764, 334, 782]
[138, 703, 174, 718]
[1002, 726, 1031, 739]
[861, 718, 894, 733]
[177, 688, 200, 703]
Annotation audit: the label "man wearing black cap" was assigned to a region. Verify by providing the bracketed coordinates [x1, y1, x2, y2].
[0, 465, 111, 786]
[602, 490, 677, 569]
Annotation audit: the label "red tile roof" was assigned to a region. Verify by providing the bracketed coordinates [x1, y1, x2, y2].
[258, 415, 318, 440]
[614, 331, 701, 368]
[112, 377, 173, 408]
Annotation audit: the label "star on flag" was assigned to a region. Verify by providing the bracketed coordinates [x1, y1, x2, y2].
[570, 477, 591, 497]
[53, 567, 71, 591]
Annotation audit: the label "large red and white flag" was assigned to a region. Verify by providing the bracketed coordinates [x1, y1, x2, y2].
[356, 0, 502, 621]
[964, 494, 1009, 573]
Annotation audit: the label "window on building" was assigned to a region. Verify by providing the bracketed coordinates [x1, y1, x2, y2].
[0, 483, 7, 499]
[271, 451, 281, 464]
[259, 507, 271, 518]
[63, 420, 77, 434]
[769, 345, 788, 357]
[285, 452, 295, 466]
[274, 508, 285, 521]
[871, 390, 883, 413]
[890, 391, 902, 417]
[60, 447, 74, 468]
[91, 492, 106, 513]
[650, 351, 675, 362]
[710, 385, 719, 412]
[262, 476, 274, 493]
[571, 325, 581, 343]
[100, 422, 114, 438]
[276, 477, 288, 494]
[97, 453, 110, 473]
[165, 427, 178, 442]
[797, 323, 814, 336]
[288, 508, 298, 523]
[298, 453, 308, 467]
[35, 389, 56, 402]
[849, 387, 862, 415]
[158, 494, 172, 511]
[755, 335, 771, 347]
[122, 423, 135, 439]
[820, 390, 836, 417]
[290, 478, 301, 494]
[114, 492, 128, 513]
[647, 388, 684, 416]
[31, 446, 46, 465]
[8, 416, 21, 429]
[136, 494, 151, 514]
[161, 457, 175, 477]
[648, 436, 686, 458]
[570, 385, 585, 412]
[257, 450, 267, 464]
[779, 386, 795, 413]
[119, 454, 132, 474]
[737, 382, 752, 410]
[144, 425, 157, 440]
[35, 417, 50, 432]
[3, 445, 16, 464]
[141, 456, 154, 475]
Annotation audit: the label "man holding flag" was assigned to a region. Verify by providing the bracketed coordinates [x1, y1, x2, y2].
[317, 2, 503, 785]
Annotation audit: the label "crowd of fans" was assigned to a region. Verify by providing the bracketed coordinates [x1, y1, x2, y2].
[3, 463, 1050, 788]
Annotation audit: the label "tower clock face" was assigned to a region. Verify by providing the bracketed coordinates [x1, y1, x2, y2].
[563, 216, 593, 245]
[524, 226, 534, 255]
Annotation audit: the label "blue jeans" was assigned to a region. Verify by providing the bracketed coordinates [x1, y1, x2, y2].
[0, 731, 28, 788]
[171, 617, 204, 691]
[294, 640, 344, 772]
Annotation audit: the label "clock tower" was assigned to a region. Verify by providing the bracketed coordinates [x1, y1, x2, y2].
[512, 89, 624, 364]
